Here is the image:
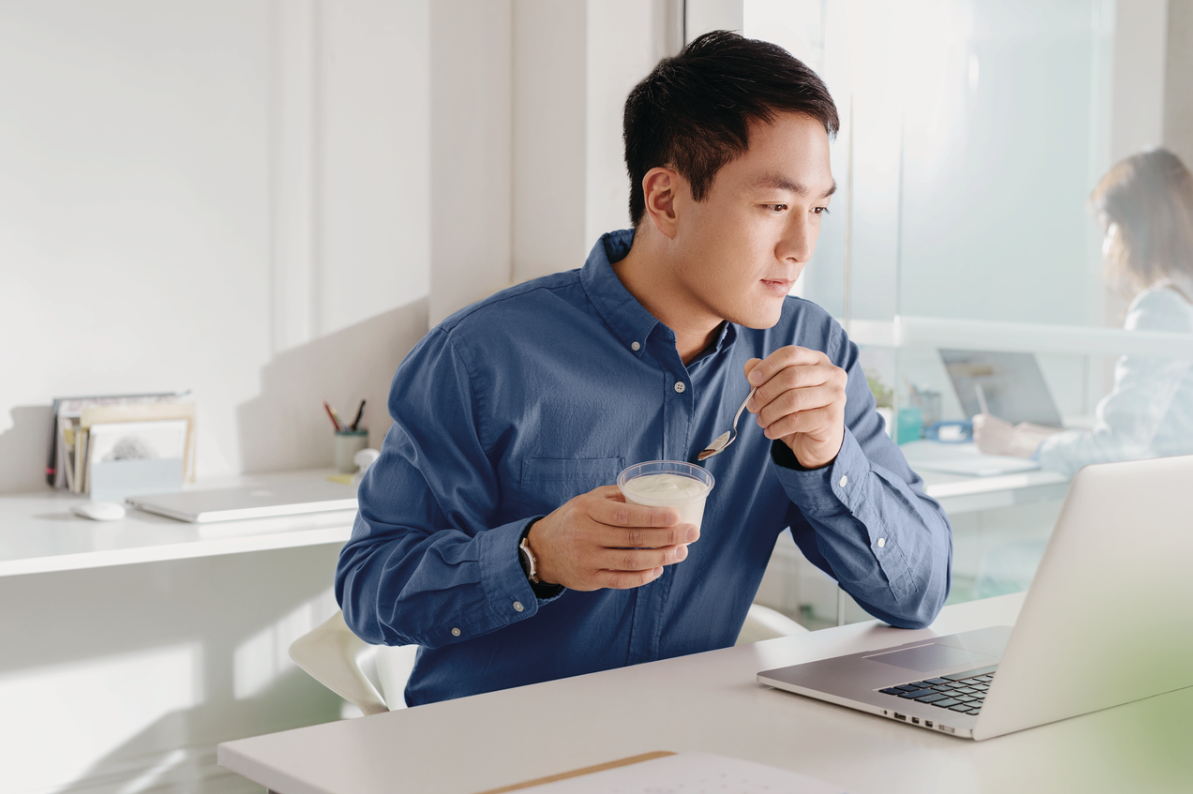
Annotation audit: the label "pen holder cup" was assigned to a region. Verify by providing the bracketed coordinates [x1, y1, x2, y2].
[334, 430, 369, 473]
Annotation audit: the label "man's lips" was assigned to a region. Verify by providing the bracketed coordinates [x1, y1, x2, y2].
[761, 279, 794, 293]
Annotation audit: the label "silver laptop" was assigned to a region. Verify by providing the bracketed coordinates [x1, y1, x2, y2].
[907, 349, 1067, 478]
[758, 454, 1193, 740]
[126, 479, 358, 523]
[940, 349, 1064, 428]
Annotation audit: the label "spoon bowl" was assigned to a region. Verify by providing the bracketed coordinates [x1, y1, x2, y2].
[696, 387, 756, 462]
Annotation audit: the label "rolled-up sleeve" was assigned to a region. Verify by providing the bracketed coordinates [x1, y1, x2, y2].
[773, 329, 953, 629]
[335, 329, 560, 649]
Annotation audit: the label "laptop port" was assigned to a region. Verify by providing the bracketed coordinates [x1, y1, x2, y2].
[939, 724, 955, 734]
[894, 713, 906, 721]
[925, 721, 933, 728]
[911, 717, 920, 725]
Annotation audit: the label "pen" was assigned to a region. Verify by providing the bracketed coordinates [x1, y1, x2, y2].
[323, 401, 342, 432]
[974, 383, 990, 415]
[350, 399, 366, 431]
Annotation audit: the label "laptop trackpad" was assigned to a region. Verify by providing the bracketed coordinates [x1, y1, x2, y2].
[864, 643, 994, 673]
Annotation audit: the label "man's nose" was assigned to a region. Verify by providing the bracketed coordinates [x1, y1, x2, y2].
[777, 213, 814, 263]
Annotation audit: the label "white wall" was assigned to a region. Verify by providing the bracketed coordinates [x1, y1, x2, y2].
[0, 545, 344, 794]
[429, 0, 513, 327]
[511, 0, 589, 282]
[0, 0, 272, 488]
[0, 0, 433, 492]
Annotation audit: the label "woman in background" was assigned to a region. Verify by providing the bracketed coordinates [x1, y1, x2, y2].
[976, 148, 1193, 476]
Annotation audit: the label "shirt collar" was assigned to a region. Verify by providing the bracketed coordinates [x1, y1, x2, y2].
[581, 228, 739, 358]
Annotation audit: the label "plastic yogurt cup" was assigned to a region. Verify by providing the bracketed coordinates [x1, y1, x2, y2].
[616, 460, 715, 531]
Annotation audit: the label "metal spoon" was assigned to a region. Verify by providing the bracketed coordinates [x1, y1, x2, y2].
[695, 387, 757, 461]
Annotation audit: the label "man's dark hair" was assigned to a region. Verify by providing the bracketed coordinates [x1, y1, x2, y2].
[623, 30, 840, 226]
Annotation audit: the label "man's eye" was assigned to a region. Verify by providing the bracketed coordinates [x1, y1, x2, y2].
[813, 206, 830, 215]
[764, 204, 788, 212]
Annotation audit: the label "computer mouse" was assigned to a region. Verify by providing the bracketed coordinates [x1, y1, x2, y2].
[71, 502, 126, 521]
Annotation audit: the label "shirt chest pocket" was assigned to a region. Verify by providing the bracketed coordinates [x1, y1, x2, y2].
[517, 457, 625, 516]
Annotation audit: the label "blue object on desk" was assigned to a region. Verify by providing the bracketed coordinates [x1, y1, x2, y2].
[896, 406, 922, 445]
[925, 420, 974, 443]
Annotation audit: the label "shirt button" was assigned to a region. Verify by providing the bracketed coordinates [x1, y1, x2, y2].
[631, 341, 641, 351]
[513, 601, 524, 612]
[877, 538, 886, 548]
[838, 475, 848, 488]
[451, 627, 461, 637]
[674, 382, 686, 394]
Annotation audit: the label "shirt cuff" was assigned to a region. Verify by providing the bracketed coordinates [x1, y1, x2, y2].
[475, 517, 564, 624]
[769, 430, 869, 516]
[771, 429, 915, 600]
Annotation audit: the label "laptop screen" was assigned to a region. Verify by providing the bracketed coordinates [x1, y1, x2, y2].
[939, 349, 1064, 428]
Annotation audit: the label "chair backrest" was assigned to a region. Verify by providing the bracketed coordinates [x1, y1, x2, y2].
[288, 611, 389, 715]
[736, 603, 809, 645]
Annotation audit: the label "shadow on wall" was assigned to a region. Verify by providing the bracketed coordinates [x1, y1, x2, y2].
[238, 298, 429, 473]
[0, 405, 53, 494]
[0, 544, 345, 794]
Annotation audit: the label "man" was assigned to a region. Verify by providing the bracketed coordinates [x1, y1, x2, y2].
[337, 31, 952, 706]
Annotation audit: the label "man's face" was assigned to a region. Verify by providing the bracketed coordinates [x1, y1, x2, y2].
[669, 112, 835, 329]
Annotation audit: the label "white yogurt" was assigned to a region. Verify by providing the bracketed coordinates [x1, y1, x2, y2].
[621, 473, 711, 530]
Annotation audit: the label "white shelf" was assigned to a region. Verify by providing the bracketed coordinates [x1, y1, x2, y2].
[844, 315, 1193, 358]
[0, 470, 355, 578]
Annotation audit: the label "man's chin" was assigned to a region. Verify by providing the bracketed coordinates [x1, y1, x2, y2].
[730, 301, 786, 330]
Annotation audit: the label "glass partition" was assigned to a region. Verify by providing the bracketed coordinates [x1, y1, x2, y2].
[746, 0, 1191, 621]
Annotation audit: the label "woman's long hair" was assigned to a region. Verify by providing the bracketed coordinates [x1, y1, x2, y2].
[1090, 148, 1193, 297]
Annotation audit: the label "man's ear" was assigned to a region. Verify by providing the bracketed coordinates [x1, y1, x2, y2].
[641, 167, 682, 240]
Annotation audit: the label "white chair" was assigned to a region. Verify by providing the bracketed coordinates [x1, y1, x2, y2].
[735, 603, 809, 644]
[291, 604, 807, 715]
[289, 611, 416, 714]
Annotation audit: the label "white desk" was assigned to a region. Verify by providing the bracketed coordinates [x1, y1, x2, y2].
[903, 441, 1070, 515]
[0, 469, 355, 577]
[217, 593, 1193, 794]
[0, 452, 1059, 577]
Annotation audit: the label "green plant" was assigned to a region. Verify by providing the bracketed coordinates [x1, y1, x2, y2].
[866, 370, 893, 409]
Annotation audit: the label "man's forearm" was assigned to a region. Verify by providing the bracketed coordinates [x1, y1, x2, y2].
[776, 430, 953, 629]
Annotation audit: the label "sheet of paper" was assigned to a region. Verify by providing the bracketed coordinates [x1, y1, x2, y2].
[88, 420, 189, 463]
[524, 752, 847, 794]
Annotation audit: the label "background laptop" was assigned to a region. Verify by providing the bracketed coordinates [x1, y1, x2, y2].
[758, 454, 1193, 740]
[939, 349, 1063, 428]
[126, 479, 358, 523]
[911, 349, 1064, 477]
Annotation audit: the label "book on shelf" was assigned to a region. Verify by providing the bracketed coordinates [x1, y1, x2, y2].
[47, 391, 195, 496]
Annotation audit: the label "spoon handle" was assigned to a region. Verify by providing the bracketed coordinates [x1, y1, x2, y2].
[734, 387, 757, 427]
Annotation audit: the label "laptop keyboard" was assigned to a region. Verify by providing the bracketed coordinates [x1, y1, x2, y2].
[878, 664, 998, 716]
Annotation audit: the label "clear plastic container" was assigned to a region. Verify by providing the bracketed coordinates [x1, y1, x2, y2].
[617, 460, 715, 530]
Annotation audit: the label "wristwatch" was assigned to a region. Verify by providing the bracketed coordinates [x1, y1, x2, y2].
[518, 532, 541, 584]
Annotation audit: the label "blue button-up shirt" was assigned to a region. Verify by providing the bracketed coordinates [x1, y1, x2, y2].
[337, 229, 953, 706]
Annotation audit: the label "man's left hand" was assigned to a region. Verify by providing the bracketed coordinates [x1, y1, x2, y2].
[745, 347, 847, 469]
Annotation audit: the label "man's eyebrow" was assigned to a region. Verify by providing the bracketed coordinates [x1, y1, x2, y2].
[752, 174, 837, 199]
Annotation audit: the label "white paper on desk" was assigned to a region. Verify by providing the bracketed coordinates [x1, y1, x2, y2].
[523, 752, 848, 793]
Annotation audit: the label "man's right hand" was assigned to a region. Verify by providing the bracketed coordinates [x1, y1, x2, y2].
[528, 485, 699, 591]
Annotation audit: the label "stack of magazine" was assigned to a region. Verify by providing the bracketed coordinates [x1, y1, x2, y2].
[47, 392, 196, 498]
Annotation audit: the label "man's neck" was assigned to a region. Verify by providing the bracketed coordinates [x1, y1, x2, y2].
[612, 232, 724, 366]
